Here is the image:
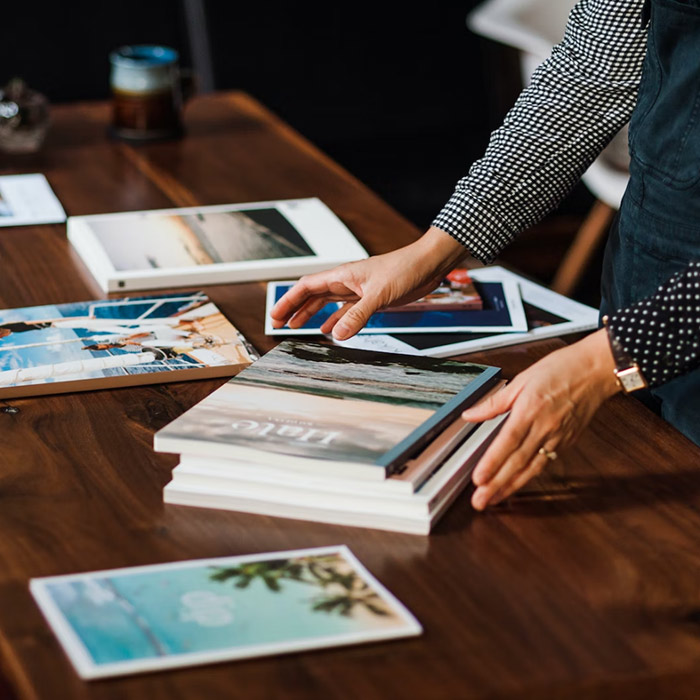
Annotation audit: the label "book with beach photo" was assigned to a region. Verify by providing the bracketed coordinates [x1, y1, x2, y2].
[67, 197, 368, 292]
[0, 291, 258, 398]
[154, 340, 501, 480]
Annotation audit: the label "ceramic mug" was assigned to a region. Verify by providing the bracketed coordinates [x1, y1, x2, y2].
[109, 45, 187, 141]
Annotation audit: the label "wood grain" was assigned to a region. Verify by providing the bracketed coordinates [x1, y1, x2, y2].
[1, 93, 700, 699]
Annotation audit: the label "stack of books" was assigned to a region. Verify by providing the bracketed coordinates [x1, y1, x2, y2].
[155, 340, 506, 534]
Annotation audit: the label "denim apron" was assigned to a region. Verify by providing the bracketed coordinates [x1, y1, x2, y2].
[600, 0, 700, 445]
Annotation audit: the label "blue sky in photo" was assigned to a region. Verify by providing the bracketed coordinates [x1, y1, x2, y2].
[0, 295, 208, 378]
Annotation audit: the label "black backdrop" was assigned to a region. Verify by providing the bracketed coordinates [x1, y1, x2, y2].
[1, 1, 522, 229]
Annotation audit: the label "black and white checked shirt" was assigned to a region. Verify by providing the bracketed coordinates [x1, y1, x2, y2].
[432, 0, 699, 387]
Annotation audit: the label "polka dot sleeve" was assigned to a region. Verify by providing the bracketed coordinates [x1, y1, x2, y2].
[607, 262, 700, 387]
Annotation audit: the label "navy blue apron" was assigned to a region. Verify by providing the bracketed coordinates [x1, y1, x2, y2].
[600, 0, 700, 445]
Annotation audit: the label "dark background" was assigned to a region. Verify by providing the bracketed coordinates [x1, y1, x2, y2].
[0, 0, 597, 300]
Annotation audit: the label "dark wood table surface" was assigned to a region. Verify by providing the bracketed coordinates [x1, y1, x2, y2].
[2, 92, 700, 700]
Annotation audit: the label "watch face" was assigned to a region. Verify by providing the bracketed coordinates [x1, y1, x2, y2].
[617, 366, 647, 393]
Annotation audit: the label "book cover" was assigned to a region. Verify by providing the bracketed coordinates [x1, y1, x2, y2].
[0, 292, 258, 398]
[154, 340, 500, 478]
[30, 546, 421, 679]
[67, 198, 368, 292]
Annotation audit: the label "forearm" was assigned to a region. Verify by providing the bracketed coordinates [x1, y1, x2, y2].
[435, 0, 648, 262]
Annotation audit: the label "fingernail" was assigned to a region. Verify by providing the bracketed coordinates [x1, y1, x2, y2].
[472, 490, 486, 510]
[333, 323, 350, 340]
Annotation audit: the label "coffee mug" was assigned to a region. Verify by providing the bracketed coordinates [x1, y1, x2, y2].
[109, 45, 189, 142]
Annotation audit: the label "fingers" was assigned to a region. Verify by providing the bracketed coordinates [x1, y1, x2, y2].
[270, 274, 347, 327]
[471, 409, 531, 488]
[471, 419, 546, 510]
[462, 384, 516, 423]
[287, 297, 337, 329]
[332, 296, 381, 340]
[320, 303, 353, 335]
[490, 451, 551, 505]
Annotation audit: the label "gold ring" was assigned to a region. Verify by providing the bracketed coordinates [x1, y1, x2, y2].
[538, 447, 557, 461]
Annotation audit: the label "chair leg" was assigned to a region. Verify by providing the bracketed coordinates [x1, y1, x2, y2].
[551, 199, 615, 297]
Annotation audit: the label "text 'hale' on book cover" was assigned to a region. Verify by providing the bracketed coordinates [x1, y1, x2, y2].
[67, 198, 368, 293]
[154, 340, 500, 479]
[0, 292, 258, 398]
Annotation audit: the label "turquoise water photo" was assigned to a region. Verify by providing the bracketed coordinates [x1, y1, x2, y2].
[33, 548, 419, 672]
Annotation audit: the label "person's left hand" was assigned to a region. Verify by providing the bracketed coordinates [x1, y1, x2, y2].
[462, 329, 621, 510]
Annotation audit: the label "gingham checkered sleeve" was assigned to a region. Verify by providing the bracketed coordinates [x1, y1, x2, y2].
[433, 0, 648, 263]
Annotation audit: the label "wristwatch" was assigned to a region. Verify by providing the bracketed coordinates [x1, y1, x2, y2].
[602, 315, 648, 393]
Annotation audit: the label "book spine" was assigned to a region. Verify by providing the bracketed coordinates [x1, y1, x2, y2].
[376, 365, 501, 476]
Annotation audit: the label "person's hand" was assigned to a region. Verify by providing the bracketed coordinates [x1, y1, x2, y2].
[462, 329, 621, 510]
[269, 226, 471, 340]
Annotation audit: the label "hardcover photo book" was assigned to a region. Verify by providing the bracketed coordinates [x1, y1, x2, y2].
[265, 269, 527, 335]
[0, 292, 258, 398]
[154, 340, 501, 480]
[67, 197, 368, 292]
[30, 546, 422, 679]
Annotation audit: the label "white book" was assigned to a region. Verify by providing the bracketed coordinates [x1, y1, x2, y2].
[163, 416, 506, 534]
[67, 197, 368, 293]
[0, 174, 66, 227]
[30, 546, 421, 679]
[336, 266, 599, 357]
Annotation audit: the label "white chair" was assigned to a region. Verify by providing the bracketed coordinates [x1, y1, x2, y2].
[468, 0, 629, 295]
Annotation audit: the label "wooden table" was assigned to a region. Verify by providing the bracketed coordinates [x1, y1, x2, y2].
[2, 92, 700, 700]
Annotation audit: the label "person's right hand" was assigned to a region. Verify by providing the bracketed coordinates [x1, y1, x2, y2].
[269, 226, 472, 340]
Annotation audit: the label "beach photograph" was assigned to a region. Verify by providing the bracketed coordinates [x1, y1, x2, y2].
[30, 547, 420, 678]
[0, 293, 256, 393]
[236, 340, 488, 410]
[158, 381, 433, 464]
[88, 207, 315, 271]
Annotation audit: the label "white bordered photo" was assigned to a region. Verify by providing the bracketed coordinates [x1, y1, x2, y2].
[30, 545, 422, 679]
[0, 174, 66, 227]
[265, 269, 527, 335]
[67, 197, 368, 292]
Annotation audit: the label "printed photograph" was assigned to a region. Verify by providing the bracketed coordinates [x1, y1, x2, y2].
[31, 547, 420, 678]
[389, 269, 483, 312]
[0, 187, 12, 217]
[88, 207, 315, 271]
[236, 340, 488, 411]
[159, 382, 433, 464]
[0, 293, 257, 391]
[270, 280, 514, 334]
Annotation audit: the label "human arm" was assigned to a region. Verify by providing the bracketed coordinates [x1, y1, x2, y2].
[434, 0, 648, 262]
[464, 262, 700, 510]
[270, 0, 648, 338]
